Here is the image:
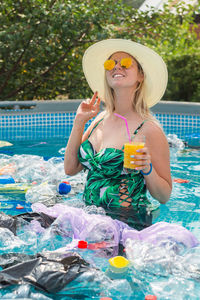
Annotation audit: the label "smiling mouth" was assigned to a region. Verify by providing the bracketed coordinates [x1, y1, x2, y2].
[112, 74, 125, 78]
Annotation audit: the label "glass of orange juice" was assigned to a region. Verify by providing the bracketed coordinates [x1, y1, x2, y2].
[124, 135, 145, 169]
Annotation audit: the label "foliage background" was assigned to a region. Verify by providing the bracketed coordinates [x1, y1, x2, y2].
[0, 0, 199, 102]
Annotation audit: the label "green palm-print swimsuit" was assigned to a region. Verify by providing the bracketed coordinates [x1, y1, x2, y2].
[78, 119, 158, 230]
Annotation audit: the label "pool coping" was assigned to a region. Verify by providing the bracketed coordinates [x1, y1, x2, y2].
[0, 100, 200, 115]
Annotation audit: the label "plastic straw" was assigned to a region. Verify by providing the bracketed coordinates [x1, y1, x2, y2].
[114, 113, 131, 143]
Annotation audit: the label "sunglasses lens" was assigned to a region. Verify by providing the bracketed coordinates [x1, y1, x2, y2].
[120, 57, 132, 69]
[104, 59, 115, 70]
[104, 57, 133, 70]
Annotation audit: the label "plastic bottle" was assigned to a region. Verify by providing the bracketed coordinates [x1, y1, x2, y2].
[105, 256, 130, 280]
[74, 240, 95, 266]
[76, 240, 110, 271]
[58, 181, 71, 195]
[78, 240, 88, 249]
[76, 240, 92, 260]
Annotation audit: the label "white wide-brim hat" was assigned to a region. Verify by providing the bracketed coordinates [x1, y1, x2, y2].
[82, 39, 168, 108]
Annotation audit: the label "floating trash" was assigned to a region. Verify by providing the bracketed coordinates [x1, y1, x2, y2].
[0, 141, 13, 148]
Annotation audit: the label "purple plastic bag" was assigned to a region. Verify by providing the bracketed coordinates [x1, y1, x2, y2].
[31, 204, 199, 250]
[31, 203, 120, 246]
[122, 221, 199, 248]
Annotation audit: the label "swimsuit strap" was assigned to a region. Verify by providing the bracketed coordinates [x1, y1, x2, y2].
[131, 120, 147, 139]
[88, 118, 146, 139]
[88, 118, 104, 138]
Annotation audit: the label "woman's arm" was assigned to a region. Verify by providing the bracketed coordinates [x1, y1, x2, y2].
[133, 122, 172, 204]
[64, 92, 101, 176]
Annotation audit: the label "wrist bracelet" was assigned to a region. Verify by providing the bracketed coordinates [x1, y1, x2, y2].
[141, 163, 152, 176]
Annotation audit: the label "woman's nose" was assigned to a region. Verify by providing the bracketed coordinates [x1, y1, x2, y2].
[113, 60, 122, 70]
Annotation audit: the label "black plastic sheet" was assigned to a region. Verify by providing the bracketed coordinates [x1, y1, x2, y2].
[0, 211, 55, 236]
[0, 212, 18, 234]
[0, 251, 90, 293]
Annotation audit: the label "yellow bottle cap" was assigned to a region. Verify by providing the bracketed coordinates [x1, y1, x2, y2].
[108, 256, 129, 273]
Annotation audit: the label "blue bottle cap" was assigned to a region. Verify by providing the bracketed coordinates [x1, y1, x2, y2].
[58, 182, 71, 194]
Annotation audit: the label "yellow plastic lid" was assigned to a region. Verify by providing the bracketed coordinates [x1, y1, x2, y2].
[108, 256, 129, 273]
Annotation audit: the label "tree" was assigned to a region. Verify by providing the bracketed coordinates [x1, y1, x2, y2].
[0, 0, 130, 100]
[105, 2, 200, 102]
[123, 0, 144, 9]
[0, 0, 199, 101]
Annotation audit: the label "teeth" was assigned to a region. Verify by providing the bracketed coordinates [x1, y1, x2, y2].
[113, 74, 123, 78]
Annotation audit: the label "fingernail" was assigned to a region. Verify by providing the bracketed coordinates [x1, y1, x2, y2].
[136, 150, 140, 152]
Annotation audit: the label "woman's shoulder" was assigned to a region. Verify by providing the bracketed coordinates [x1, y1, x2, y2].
[82, 111, 106, 141]
[143, 119, 168, 142]
[87, 111, 105, 127]
[142, 120, 170, 159]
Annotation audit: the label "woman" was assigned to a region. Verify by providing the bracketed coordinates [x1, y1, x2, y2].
[64, 39, 172, 230]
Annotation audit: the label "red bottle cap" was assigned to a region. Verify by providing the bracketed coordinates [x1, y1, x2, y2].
[145, 296, 157, 300]
[16, 204, 24, 209]
[78, 240, 88, 249]
[173, 178, 189, 183]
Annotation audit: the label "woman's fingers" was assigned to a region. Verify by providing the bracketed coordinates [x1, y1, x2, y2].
[130, 147, 151, 170]
[89, 91, 98, 106]
[135, 147, 148, 154]
[94, 97, 101, 111]
[82, 92, 100, 109]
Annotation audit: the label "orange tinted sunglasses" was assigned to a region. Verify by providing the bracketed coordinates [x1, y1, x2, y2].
[104, 57, 133, 71]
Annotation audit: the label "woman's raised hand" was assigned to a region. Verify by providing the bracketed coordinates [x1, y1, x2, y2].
[75, 91, 101, 124]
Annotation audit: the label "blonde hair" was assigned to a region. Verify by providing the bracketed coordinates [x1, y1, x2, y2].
[103, 56, 156, 121]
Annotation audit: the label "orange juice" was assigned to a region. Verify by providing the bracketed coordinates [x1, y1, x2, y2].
[124, 142, 145, 169]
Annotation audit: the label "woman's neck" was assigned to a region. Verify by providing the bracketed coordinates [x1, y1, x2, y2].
[113, 88, 136, 116]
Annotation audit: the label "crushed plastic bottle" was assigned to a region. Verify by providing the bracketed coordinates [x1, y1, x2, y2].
[167, 134, 185, 150]
[25, 182, 63, 206]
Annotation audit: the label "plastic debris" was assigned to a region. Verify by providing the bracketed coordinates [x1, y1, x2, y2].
[185, 133, 200, 148]
[0, 141, 13, 148]
[0, 251, 90, 293]
[145, 296, 157, 300]
[173, 178, 189, 183]
[0, 175, 15, 184]
[58, 181, 71, 194]
[108, 256, 130, 273]
[167, 134, 185, 150]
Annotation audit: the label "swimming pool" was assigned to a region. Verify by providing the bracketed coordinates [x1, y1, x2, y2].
[0, 100, 200, 299]
[0, 134, 200, 299]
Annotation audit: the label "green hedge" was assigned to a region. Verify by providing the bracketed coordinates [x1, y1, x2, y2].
[0, 0, 199, 102]
[165, 54, 200, 102]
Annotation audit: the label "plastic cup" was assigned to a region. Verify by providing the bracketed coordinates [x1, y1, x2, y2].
[124, 135, 145, 169]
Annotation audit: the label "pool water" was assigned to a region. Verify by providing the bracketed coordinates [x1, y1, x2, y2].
[0, 137, 200, 299]
[0, 139, 67, 159]
[156, 147, 200, 232]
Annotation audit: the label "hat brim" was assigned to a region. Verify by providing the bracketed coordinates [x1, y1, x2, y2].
[82, 39, 168, 108]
